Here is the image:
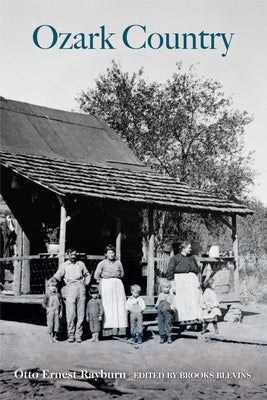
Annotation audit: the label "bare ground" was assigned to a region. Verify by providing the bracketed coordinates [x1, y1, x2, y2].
[1, 304, 267, 399]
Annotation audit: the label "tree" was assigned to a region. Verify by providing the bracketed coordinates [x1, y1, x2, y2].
[77, 60, 254, 201]
[239, 200, 267, 257]
[77, 61, 257, 251]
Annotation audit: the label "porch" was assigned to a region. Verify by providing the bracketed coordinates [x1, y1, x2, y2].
[0, 99, 253, 306]
[0, 247, 240, 307]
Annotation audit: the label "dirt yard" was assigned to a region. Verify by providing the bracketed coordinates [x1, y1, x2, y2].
[1, 304, 267, 399]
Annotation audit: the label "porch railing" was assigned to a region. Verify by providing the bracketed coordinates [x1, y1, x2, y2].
[0, 254, 104, 295]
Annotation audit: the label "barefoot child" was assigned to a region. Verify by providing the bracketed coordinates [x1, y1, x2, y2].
[201, 278, 222, 334]
[126, 284, 146, 344]
[155, 281, 175, 344]
[86, 286, 104, 342]
[42, 277, 63, 342]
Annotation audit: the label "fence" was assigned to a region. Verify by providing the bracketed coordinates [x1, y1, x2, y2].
[0, 254, 105, 295]
[155, 251, 171, 275]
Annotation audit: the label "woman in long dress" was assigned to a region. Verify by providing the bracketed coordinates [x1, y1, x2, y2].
[166, 241, 202, 323]
[94, 244, 127, 336]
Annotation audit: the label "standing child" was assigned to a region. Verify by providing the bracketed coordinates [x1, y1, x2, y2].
[126, 284, 146, 344]
[201, 278, 222, 334]
[86, 286, 104, 342]
[155, 282, 175, 344]
[42, 277, 63, 342]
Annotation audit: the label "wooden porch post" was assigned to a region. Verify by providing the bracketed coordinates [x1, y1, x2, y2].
[58, 196, 66, 265]
[232, 215, 239, 298]
[147, 208, 155, 297]
[116, 218, 122, 261]
[13, 221, 23, 295]
[21, 232, 30, 294]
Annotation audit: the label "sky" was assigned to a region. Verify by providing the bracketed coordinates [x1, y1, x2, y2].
[1, 0, 267, 205]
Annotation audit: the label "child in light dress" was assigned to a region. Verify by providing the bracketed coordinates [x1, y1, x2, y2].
[126, 284, 146, 344]
[201, 278, 222, 334]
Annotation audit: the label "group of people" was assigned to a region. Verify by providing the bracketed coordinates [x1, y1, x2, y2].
[43, 242, 221, 343]
[43, 245, 128, 343]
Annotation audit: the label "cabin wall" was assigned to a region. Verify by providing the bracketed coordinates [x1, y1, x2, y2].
[63, 198, 144, 294]
[120, 205, 144, 295]
[1, 167, 60, 255]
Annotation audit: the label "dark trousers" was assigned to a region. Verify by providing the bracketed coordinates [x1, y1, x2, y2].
[158, 302, 173, 337]
[89, 317, 101, 333]
[130, 312, 143, 336]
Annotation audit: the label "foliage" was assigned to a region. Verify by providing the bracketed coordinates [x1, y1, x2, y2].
[76, 61, 267, 268]
[159, 200, 267, 257]
[238, 199, 267, 257]
[77, 60, 254, 201]
[239, 254, 267, 304]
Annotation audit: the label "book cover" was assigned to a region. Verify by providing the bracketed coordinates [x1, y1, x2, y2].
[1, 1, 267, 399]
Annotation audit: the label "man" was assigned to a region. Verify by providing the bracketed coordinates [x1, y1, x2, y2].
[53, 249, 91, 342]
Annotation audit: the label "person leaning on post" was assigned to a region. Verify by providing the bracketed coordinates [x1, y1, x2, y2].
[51, 248, 91, 343]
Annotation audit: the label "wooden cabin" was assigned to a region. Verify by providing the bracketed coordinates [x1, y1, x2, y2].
[0, 97, 252, 306]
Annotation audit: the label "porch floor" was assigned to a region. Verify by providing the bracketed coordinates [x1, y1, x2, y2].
[0, 293, 43, 304]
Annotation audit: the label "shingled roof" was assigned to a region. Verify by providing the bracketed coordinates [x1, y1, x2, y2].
[0, 97, 252, 215]
[0, 150, 252, 215]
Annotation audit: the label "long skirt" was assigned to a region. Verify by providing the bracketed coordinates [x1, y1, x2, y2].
[174, 272, 202, 322]
[100, 278, 127, 336]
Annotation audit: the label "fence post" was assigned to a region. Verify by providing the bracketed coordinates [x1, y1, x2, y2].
[21, 232, 30, 293]
[116, 218, 121, 261]
[147, 208, 155, 297]
[13, 221, 23, 295]
[232, 215, 239, 299]
[58, 196, 66, 265]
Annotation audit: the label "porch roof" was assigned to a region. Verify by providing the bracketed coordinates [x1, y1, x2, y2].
[0, 150, 252, 216]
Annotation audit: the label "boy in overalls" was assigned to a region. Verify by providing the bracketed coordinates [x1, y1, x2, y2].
[42, 277, 62, 342]
[155, 282, 175, 344]
[86, 285, 104, 342]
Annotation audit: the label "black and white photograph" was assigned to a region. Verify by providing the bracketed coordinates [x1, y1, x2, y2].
[1, 1, 267, 399]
